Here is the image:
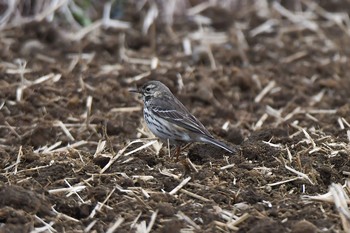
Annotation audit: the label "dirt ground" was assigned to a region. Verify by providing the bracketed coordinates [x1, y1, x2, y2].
[0, 1, 350, 233]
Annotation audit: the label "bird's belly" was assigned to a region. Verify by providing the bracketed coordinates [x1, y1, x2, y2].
[143, 109, 191, 143]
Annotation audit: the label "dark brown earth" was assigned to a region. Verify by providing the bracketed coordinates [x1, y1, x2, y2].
[0, 1, 350, 232]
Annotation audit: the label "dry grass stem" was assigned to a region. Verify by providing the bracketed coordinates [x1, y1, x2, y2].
[187, 1, 213, 16]
[338, 117, 345, 129]
[329, 183, 350, 231]
[310, 90, 325, 105]
[37, 141, 88, 154]
[54, 120, 75, 141]
[266, 177, 301, 187]
[4, 146, 23, 174]
[273, 1, 318, 31]
[88, 186, 116, 219]
[142, 1, 158, 35]
[52, 206, 79, 222]
[265, 105, 282, 120]
[214, 211, 250, 230]
[206, 45, 217, 70]
[214, 221, 239, 231]
[284, 165, 314, 185]
[305, 109, 337, 114]
[124, 71, 152, 84]
[120, 45, 172, 68]
[130, 211, 142, 229]
[64, 179, 85, 202]
[303, 0, 350, 36]
[14, 161, 54, 174]
[132, 175, 154, 181]
[254, 80, 276, 103]
[159, 169, 181, 179]
[35, 53, 56, 63]
[221, 121, 230, 131]
[281, 51, 308, 63]
[84, 220, 97, 232]
[102, 2, 130, 30]
[341, 118, 350, 128]
[88, 202, 112, 219]
[303, 182, 350, 231]
[262, 140, 282, 148]
[100, 139, 156, 174]
[182, 38, 192, 55]
[115, 184, 134, 195]
[146, 210, 158, 233]
[93, 140, 106, 158]
[220, 164, 235, 170]
[253, 113, 268, 130]
[250, 19, 279, 37]
[302, 128, 316, 149]
[110, 106, 142, 113]
[124, 140, 158, 156]
[177, 211, 201, 230]
[106, 217, 125, 233]
[33, 215, 57, 233]
[34, 141, 62, 154]
[189, 29, 228, 45]
[4, 121, 21, 139]
[1, 1, 349, 232]
[65, 20, 103, 41]
[169, 176, 191, 195]
[34, 0, 68, 22]
[141, 188, 151, 199]
[305, 113, 319, 122]
[179, 189, 211, 202]
[286, 146, 293, 163]
[133, 210, 158, 233]
[231, 213, 250, 226]
[185, 158, 199, 173]
[48, 185, 86, 195]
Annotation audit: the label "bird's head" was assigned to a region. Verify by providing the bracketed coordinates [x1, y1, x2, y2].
[130, 81, 170, 99]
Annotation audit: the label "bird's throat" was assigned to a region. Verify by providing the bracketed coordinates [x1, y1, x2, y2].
[144, 95, 151, 103]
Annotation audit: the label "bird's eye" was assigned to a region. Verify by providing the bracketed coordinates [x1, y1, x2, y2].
[145, 87, 151, 92]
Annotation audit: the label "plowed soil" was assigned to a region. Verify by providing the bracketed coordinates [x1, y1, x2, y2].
[0, 1, 350, 233]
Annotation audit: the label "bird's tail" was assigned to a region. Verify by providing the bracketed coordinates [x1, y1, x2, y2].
[200, 136, 235, 153]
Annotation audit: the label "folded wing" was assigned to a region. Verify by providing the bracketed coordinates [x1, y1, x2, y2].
[150, 95, 213, 138]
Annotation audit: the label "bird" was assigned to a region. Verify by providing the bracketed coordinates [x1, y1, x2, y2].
[130, 80, 235, 157]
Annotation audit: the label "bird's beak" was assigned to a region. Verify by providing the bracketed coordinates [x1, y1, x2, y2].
[129, 88, 140, 93]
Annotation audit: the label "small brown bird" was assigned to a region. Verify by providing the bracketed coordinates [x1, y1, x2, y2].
[130, 80, 235, 156]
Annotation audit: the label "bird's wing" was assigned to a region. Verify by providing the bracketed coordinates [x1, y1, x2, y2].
[150, 96, 213, 137]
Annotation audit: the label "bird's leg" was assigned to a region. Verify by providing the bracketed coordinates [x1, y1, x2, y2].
[173, 143, 192, 161]
[181, 143, 191, 151]
[181, 158, 192, 176]
[174, 146, 181, 161]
